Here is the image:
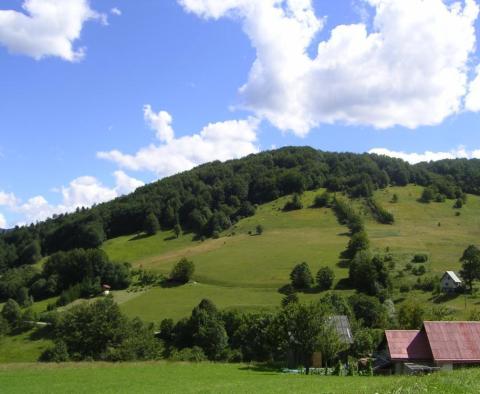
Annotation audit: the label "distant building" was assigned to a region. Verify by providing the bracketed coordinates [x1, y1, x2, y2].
[381, 321, 480, 374]
[102, 284, 111, 295]
[440, 271, 462, 293]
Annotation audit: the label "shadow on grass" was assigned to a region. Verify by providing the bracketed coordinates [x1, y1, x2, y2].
[238, 364, 281, 375]
[337, 259, 350, 268]
[334, 278, 351, 290]
[160, 280, 187, 289]
[128, 233, 151, 242]
[164, 235, 177, 241]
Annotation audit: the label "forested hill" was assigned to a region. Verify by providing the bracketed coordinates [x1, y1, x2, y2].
[1, 146, 480, 270]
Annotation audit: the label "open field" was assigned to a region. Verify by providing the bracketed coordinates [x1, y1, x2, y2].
[1, 362, 480, 394]
[0, 331, 51, 364]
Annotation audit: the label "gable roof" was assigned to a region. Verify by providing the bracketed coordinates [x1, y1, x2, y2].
[442, 271, 462, 283]
[424, 321, 480, 362]
[330, 315, 353, 344]
[385, 330, 432, 361]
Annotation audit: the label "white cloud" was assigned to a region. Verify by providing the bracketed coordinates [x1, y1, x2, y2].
[0, 171, 144, 225]
[111, 7, 122, 16]
[114, 170, 145, 195]
[180, 0, 480, 135]
[466, 66, 480, 111]
[369, 146, 480, 164]
[144, 105, 175, 143]
[0, 0, 104, 61]
[98, 106, 260, 177]
[0, 191, 18, 208]
[0, 213, 7, 228]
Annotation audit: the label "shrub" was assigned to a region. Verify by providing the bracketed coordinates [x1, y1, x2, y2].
[412, 254, 428, 263]
[170, 346, 207, 362]
[283, 193, 303, 211]
[256, 225, 264, 235]
[313, 191, 331, 208]
[170, 258, 195, 284]
[399, 284, 410, 293]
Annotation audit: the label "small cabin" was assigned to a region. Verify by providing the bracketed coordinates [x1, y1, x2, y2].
[440, 271, 462, 293]
[102, 284, 111, 295]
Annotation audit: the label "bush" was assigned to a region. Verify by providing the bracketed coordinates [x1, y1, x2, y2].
[283, 193, 303, 211]
[313, 192, 331, 208]
[170, 258, 195, 284]
[40, 340, 69, 362]
[412, 254, 428, 263]
[256, 225, 264, 235]
[399, 284, 410, 293]
[169, 346, 207, 362]
[316, 267, 335, 291]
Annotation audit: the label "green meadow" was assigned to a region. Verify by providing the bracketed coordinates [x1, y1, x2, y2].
[1, 362, 479, 394]
[4, 184, 480, 362]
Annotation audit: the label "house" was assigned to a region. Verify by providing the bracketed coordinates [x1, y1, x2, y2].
[440, 271, 462, 293]
[382, 321, 480, 374]
[287, 315, 354, 369]
[311, 315, 354, 368]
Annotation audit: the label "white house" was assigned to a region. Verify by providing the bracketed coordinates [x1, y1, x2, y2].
[440, 271, 462, 293]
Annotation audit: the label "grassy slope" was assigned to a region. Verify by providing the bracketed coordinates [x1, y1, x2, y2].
[103, 190, 350, 321]
[102, 186, 480, 322]
[1, 362, 479, 394]
[362, 185, 480, 318]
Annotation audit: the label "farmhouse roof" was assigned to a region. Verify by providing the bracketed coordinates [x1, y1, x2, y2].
[424, 321, 480, 362]
[386, 321, 480, 363]
[442, 271, 462, 283]
[385, 330, 432, 361]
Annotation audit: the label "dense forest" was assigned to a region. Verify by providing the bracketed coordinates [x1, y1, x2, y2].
[1, 146, 478, 275]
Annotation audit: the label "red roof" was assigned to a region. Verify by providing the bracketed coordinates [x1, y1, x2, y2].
[424, 321, 480, 362]
[385, 330, 432, 361]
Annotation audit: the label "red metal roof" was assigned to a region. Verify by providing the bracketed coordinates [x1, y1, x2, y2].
[424, 321, 480, 362]
[385, 330, 432, 361]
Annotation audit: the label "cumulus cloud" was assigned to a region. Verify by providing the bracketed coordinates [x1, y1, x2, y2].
[0, 0, 104, 61]
[98, 106, 260, 177]
[0, 171, 144, 225]
[465, 66, 480, 111]
[0, 213, 7, 228]
[369, 146, 480, 164]
[180, 0, 480, 135]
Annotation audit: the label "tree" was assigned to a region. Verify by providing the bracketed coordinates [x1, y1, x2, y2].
[273, 302, 330, 374]
[256, 224, 264, 235]
[290, 262, 313, 290]
[1, 299, 22, 328]
[460, 245, 480, 292]
[420, 187, 436, 203]
[349, 252, 390, 296]
[398, 300, 425, 329]
[316, 267, 334, 291]
[173, 223, 182, 238]
[144, 213, 160, 236]
[170, 258, 195, 284]
[348, 294, 388, 328]
[343, 231, 370, 259]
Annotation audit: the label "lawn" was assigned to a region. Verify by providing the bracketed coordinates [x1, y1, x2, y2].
[1, 362, 479, 394]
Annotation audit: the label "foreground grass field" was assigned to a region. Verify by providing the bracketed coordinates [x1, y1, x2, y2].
[1, 362, 480, 394]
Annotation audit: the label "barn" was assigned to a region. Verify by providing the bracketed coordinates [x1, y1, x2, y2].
[382, 321, 480, 374]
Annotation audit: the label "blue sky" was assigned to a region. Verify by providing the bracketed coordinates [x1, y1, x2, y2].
[1, 0, 480, 227]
